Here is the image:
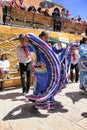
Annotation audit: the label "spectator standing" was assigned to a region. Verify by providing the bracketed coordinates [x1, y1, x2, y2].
[61, 8, 66, 19]
[16, 34, 32, 95]
[52, 7, 61, 32]
[2, 2, 7, 25]
[65, 10, 70, 20]
[0, 54, 10, 79]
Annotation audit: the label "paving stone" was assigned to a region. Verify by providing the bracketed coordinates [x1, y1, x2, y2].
[77, 118, 87, 130]
[57, 105, 83, 122]
[7, 119, 48, 130]
[0, 83, 87, 130]
[45, 116, 85, 130]
[0, 120, 12, 130]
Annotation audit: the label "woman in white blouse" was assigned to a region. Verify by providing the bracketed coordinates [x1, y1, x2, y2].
[0, 54, 10, 79]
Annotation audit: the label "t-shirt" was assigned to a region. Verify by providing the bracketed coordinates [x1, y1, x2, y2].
[0, 60, 10, 71]
[71, 48, 80, 65]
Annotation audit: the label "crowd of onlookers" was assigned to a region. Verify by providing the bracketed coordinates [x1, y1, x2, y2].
[0, 0, 51, 17]
[61, 8, 87, 25]
[0, 0, 87, 31]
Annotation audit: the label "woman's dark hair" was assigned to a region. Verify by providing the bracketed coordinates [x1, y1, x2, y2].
[54, 7, 60, 12]
[31, 6, 36, 12]
[27, 6, 32, 12]
[1, 54, 7, 60]
[82, 37, 87, 43]
[61, 8, 65, 11]
[39, 31, 48, 38]
[37, 7, 42, 13]
[80, 40, 83, 45]
[27, 6, 36, 12]
[52, 7, 60, 17]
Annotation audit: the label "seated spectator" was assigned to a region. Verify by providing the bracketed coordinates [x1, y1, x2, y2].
[82, 21, 87, 25]
[37, 7, 42, 15]
[71, 17, 76, 23]
[18, 0, 26, 10]
[43, 9, 50, 16]
[0, 54, 10, 79]
[77, 15, 82, 23]
[65, 10, 71, 20]
[27, 6, 36, 13]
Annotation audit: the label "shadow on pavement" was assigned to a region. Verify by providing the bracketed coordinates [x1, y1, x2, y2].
[81, 112, 87, 118]
[65, 91, 87, 104]
[3, 103, 49, 121]
[48, 101, 68, 113]
[0, 92, 22, 100]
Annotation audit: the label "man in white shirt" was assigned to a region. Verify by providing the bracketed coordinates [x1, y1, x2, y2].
[16, 34, 32, 95]
[70, 47, 80, 82]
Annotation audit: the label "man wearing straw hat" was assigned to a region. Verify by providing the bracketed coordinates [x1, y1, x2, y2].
[16, 34, 32, 95]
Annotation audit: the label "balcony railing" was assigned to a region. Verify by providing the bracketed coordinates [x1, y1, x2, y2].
[1, 6, 87, 34]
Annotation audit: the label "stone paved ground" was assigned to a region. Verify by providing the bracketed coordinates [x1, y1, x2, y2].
[0, 82, 87, 130]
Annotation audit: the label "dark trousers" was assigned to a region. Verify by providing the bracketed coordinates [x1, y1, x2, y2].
[3, 15, 7, 25]
[70, 63, 79, 82]
[19, 62, 31, 93]
[53, 21, 61, 32]
[3, 6, 7, 25]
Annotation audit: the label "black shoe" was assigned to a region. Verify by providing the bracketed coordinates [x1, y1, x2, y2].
[29, 99, 35, 102]
[75, 80, 78, 82]
[26, 89, 29, 94]
[71, 80, 74, 83]
[80, 87, 87, 94]
[75, 81, 78, 83]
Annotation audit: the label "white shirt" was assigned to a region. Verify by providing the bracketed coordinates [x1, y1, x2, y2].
[16, 44, 31, 64]
[71, 49, 80, 65]
[0, 60, 10, 71]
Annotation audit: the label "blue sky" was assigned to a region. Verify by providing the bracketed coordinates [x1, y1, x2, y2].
[53, 0, 87, 21]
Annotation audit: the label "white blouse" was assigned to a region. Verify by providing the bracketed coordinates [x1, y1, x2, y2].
[0, 60, 10, 70]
